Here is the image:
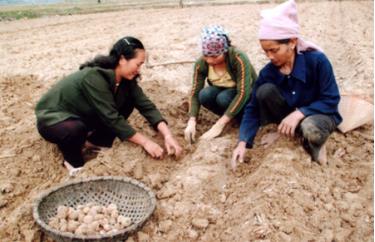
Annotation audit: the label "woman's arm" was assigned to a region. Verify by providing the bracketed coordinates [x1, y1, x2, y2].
[224, 50, 256, 118]
[189, 58, 207, 118]
[185, 59, 206, 143]
[128, 132, 164, 159]
[157, 121, 173, 139]
[132, 84, 166, 129]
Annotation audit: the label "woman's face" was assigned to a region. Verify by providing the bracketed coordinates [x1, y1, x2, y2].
[260, 40, 296, 67]
[119, 49, 146, 80]
[203, 53, 225, 65]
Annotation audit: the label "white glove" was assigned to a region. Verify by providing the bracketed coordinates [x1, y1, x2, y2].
[200, 121, 226, 140]
[184, 118, 197, 144]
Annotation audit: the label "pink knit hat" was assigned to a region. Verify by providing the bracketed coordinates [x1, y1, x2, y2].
[258, 0, 323, 53]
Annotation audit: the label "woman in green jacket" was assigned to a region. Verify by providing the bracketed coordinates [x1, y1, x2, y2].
[184, 25, 257, 143]
[35, 36, 182, 175]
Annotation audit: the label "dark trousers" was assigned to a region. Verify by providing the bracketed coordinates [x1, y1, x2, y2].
[37, 118, 116, 168]
[256, 83, 337, 161]
[199, 86, 244, 121]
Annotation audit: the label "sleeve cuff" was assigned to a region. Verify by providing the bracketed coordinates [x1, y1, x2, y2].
[118, 128, 137, 141]
[298, 107, 312, 117]
[239, 137, 253, 149]
[246, 142, 253, 149]
[224, 111, 236, 118]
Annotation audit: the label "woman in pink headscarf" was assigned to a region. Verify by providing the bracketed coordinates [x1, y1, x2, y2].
[231, 0, 342, 170]
[184, 25, 258, 143]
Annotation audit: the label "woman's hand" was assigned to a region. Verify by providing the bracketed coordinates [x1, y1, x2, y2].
[164, 135, 183, 158]
[231, 141, 247, 172]
[128, 133, 164, 159]
[156, 121, 183, 158]
[142, 139, 164, 159]
[184, 118, 197, 144]
[200, 115, 231, 140]
[278, 109, 305, 137]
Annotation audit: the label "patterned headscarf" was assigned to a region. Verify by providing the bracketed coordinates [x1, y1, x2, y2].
[201, 25, 229, 56]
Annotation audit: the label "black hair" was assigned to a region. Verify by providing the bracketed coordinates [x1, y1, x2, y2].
[79, 36, 145, 70]
[276, 38, 301, 52]
[223, 34, 232, 47]
[275, 38, 291, 44]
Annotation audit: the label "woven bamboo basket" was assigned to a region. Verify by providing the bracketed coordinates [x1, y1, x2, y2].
[33, 176, 156, 242]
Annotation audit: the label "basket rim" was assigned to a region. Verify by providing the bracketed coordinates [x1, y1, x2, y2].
[32, 176, 156, 240]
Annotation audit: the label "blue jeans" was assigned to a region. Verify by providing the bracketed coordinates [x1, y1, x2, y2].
[198, 86, 238, 117]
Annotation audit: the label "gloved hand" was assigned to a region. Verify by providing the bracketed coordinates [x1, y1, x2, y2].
[200, 121, 226, 140]
[184, 118, 197, 144]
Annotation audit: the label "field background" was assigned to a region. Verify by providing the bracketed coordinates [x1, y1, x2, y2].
[0, 0, 335, 20]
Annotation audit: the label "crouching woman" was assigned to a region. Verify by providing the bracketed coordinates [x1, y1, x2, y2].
[35, 36, 182, 175]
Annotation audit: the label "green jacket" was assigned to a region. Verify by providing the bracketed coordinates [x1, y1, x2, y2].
[189, 47, 257, 118]
[35, 67, 165, 141]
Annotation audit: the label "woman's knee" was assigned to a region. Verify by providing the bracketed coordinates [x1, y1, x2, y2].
[216, 89, 236, 109]
[61, 119, 88, 142]
[256, 83, 278, 102]
[300, 115, 333, 145]
[38, 119, 87, 145]
[198, 87, 219, 106]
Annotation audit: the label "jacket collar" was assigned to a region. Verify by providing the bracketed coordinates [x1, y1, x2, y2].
[95, 67, 116, 84]
[291, 53, 306, 83]
[271, 52, 307, 84]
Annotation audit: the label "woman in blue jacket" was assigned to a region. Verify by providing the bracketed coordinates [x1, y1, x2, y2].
[231, 0, 342, 170]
